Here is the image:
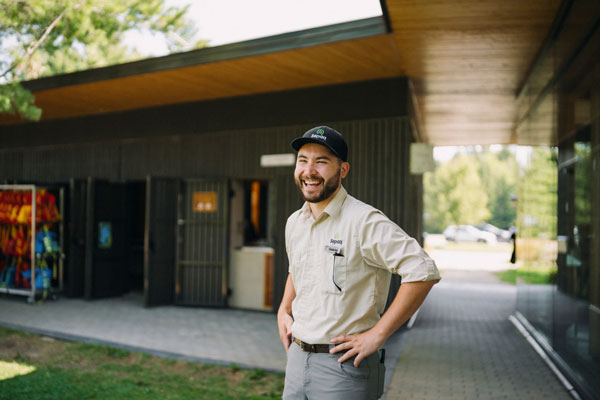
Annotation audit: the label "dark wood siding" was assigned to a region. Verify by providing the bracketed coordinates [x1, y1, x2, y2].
[0, 78, 410, 149]
[0, 150, 22, 182]
[0, 78, 421, 308]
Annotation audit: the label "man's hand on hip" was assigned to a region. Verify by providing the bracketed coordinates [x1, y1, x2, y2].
[277, 311, 294, 351]
[329, 330, 385, 367]
[277, 274, 296, 351]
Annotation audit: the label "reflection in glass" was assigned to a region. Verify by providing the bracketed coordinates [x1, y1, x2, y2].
[516, 146, 557, 345]
[555, 136, 595, 389]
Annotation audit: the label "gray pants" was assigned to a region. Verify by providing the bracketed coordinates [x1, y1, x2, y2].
[283, 341, 385, 399]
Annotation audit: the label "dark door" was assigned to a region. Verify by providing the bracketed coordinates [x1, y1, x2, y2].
[175, 179, 229, 306]
[144, 176, 178, 307]
[65, 179, 87, 297]
[84, 178, 129, 299]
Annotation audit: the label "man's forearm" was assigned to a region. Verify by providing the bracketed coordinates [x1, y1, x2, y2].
[278, 274, 295, 316]
[330, 279, 438, 366]
[277, 274, 296, 350]
[370, 280, 438, 342]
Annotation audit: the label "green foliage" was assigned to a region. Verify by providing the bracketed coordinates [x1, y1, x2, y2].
[0, 0, 203, 120]
[425, 153, 490, 232]
[574, 142, 591, 227]
[0, 82, 41, 120]
[475, 151, 518, 229]
[424, 146, 519, 233]
[518, 147, 557, 239]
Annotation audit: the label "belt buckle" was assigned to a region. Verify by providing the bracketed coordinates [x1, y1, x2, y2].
[298, 339, 316, 353]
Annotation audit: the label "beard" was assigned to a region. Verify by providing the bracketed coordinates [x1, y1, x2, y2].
[295, 168, 341, 203]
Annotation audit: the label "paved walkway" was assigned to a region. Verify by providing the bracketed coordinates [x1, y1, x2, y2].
[0, 258, 575, 399]
[385, 269, 572, 400]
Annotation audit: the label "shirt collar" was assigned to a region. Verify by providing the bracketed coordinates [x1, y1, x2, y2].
[323, 185, 347, 218]
[299, 185, 348, 221]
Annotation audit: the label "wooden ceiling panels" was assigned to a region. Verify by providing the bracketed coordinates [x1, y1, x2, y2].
[387, 0, 561, 145]
[1, 1, 562, 147]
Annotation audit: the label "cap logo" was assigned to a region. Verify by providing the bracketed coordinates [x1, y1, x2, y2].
[311, 128, 327, 141]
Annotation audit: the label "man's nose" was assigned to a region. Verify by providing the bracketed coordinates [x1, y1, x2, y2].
[304, 160, 318, 174]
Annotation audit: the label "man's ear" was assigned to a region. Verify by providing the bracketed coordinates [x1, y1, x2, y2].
[340, 162, 350, 179]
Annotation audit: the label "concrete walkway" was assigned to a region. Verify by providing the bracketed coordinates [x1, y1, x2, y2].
[385, 269, 572, 400]
[0, 261, 574, 399]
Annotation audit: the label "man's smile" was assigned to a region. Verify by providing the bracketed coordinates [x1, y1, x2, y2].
[301, 177, 323, 190]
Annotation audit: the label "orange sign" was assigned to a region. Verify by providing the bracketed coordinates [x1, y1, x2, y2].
[193, 191, 217, 213]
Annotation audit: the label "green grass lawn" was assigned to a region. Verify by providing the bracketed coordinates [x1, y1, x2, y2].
[0, 327, 284, 400]
[494, 264, 557, 286]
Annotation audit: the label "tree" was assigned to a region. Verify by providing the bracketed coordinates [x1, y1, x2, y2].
[518, 147, 557, 238]
[475, 148, 518, 229]
[0, 0, 204, 120]
[424, 153, 490, 232]
[424, 146, 521, 233]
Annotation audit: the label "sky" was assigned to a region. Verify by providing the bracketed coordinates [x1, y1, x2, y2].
[124, 0, 383, 57]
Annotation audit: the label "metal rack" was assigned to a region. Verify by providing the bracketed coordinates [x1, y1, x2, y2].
[0, 184, 64, 303]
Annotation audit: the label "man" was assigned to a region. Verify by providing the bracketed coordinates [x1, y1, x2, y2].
[278, 125, 441, 399]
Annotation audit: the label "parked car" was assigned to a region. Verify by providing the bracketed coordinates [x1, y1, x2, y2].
[476, 223, 512, 242]
[443, 225, 497, 245]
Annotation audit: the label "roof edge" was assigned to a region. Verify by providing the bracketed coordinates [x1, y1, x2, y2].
[22, 16, 387, 93]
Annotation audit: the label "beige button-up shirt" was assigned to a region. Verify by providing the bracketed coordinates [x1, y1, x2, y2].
[285, 186, 440, 344]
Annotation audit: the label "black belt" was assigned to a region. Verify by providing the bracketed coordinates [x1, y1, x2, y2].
[293, 337, 331, 353]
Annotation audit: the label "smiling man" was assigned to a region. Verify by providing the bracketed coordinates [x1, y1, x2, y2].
[278, 126, 441, 400]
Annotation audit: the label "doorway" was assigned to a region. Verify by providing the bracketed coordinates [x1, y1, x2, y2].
[66, 179, 146, 300]
[228, 179, 274, 311]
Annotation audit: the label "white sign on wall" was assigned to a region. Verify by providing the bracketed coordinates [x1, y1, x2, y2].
[260, 153, 296, 167]
[410, 143, 435, 174]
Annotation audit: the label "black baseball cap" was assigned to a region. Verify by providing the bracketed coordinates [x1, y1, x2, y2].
[291, 126, 348, 162]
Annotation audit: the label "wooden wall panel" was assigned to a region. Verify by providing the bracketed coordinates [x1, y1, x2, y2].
[0, 150, 23, 182]
[0, 116, 418, 308]
[120, 137, 182, 180]
[0, 78, 422, 309]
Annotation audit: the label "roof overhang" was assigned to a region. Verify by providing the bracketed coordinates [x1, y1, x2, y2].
[1, 17, 398, 125]
[0, 1, 562, 146]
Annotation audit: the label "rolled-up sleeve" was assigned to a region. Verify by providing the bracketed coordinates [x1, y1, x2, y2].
[359, 210, 441, 282]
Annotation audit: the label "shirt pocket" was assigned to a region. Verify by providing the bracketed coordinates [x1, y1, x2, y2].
[324, 252, 347, 294]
